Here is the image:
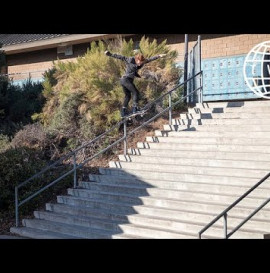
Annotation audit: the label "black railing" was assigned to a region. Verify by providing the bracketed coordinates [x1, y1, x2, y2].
[199, 171, 270, 239]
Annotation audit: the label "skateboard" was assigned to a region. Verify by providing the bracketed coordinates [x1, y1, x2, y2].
[118, 108, 149, 132]
[123, 109, 148, 120]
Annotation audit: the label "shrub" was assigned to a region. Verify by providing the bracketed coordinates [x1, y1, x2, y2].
[11, 123, 48, 150]
[0, 134, 10, 153]
[0, 147, 47, 216]
[0, 147, 72, 220]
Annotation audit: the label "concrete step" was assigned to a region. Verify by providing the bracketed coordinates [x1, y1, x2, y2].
[189, 106, 270, 114]
[155, 130, 270, 139]
[9, 226, 80, 239]
[137, 141, 270, 153]
[22, 216, 195, 239]
[49, 197, 270, 227]
[67, 187, 268, 208]
[163, 124, 270, 132]
[22, 218, 124, 239]
[128, 147, 270, 162]
[112, 233, 148, 239]
[67, 188, 147, 205]
[38, 206, 267, 238]
[46, 203, 131, 222]
[118, 154, 270, 170]
[172, 118, 270, 126]
[124, 213, 267, 238]
[82, 180, 270, 199]
[0, 235, 26, 239]
[34, 210, 123, 232]
[195, 100, 270, 108]
[115, 223, 197, 239]
[89, 173, 261, 188]
[57, 195, 142, 214]
[56, 194, 270, 224]
[108, 160, 269, 179]
[97, 167, 258, 185]
[117, 213, 264, 239]
[146, 135, 270, 146]
[179, 112, 270, 120]
[46, 203, 129, 222]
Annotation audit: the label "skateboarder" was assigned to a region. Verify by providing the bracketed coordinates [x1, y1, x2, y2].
[104, 50, 166, 118]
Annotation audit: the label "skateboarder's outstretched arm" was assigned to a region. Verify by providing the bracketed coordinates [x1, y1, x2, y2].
[105, 50, 166, 64]
[104, 50, 131, 62]
[145, 54, 167, 64]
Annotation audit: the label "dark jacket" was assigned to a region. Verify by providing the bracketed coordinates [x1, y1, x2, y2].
[106, 51, 160, 80]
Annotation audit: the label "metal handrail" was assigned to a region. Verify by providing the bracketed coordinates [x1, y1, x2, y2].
[14, 71, 203, 227]
[198, 171, 270, 239]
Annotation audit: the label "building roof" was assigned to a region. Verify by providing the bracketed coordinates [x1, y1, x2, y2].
[0, 34, 70, 46]
[0, 34, 134, 55]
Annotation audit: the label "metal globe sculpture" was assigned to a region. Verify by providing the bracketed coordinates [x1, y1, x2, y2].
[243, 41, 270, 99]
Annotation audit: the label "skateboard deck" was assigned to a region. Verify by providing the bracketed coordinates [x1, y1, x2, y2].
[123, 109, 148, 120]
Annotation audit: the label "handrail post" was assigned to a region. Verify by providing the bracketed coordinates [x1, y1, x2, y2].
[73, 153, 77, 188]
[184, 34, 189, 102]
[197, 35, 202, 103]
[169, 92, 172, 125]
[15, 187, 19, 227]
[224, 213, 228, 239]
[200, 73, 203, 104]
[124, 120, 127, 156]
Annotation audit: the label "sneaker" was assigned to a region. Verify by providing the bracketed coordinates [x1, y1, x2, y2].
[132, 106, 140, 114]
[121, 107, 129, 118]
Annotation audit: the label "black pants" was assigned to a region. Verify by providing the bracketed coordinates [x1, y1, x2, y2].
[120, 77, 140, 108]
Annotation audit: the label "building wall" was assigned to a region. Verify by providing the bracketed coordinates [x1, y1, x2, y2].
[6, 43, 90, 82]
[6, 34, 270, 84]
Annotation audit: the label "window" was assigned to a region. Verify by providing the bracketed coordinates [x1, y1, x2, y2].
[57, 45, 73, 56]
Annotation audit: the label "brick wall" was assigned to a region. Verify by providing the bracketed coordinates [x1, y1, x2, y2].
[201, 34, 270, 59]
[133, 34, 270, 62]
[166, 34, 270, 62]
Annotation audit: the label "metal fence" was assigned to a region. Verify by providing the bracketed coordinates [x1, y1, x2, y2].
[0, 70, 45, 85]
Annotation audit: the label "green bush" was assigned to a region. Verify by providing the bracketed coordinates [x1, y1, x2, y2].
[0, 148, 46, 215]
[0, 134, 10, 153]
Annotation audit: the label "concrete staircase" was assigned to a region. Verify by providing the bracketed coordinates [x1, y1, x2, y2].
[10, 100, 270, 239]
